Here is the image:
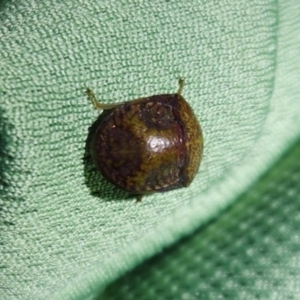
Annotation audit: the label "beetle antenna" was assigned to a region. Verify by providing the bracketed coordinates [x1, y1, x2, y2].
[177, 78, 185, 95]
[85, 88, 122, 110]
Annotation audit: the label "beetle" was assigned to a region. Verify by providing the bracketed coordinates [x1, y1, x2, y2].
[86, 78, 203, 200]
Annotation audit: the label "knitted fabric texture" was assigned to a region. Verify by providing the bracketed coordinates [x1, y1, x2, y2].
[101, 138, 300, 300]
[0, 0, 300, 299]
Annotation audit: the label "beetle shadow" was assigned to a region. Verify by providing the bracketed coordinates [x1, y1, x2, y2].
[0, 0, 10, 11]
[0, 105, 10, 199]
[83, 112, 134, 201]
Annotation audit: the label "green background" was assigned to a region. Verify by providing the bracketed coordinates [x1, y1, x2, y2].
[0, 0, 299, 299]
[102, 136, 300, 300]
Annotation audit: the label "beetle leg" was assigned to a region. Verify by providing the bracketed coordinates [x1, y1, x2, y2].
[136, 195, 143, 202]
[177, 78, 185, 95]
[85, 88, 123, 110]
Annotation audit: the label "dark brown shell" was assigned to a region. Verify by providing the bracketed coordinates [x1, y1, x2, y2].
[91, 93, 203, 194]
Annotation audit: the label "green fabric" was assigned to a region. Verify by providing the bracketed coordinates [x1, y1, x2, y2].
[102, 137, 300, 300]
[0, 0, 299, 299]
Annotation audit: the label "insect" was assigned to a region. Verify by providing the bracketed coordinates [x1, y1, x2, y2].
[86, 78, 203, 200]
